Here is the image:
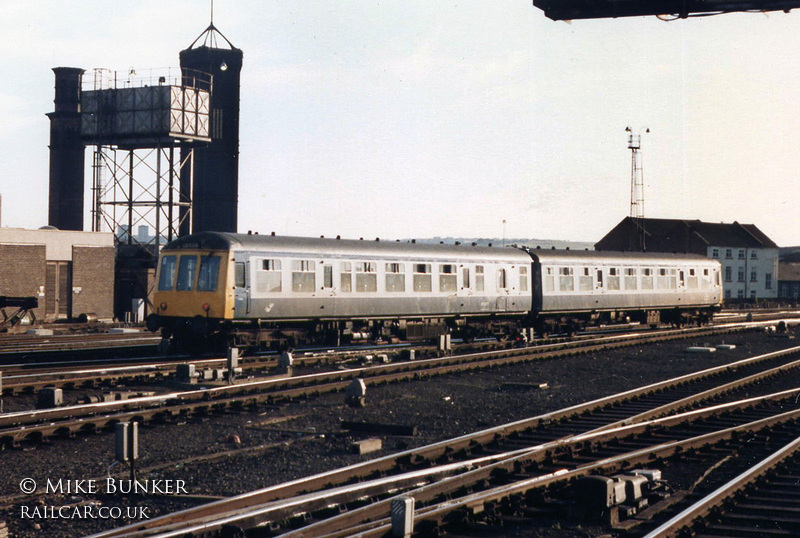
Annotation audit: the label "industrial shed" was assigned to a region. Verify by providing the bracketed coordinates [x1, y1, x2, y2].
[0, 227, 115, 322]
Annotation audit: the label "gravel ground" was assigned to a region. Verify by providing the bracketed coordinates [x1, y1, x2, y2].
[0, 330, 797, 537]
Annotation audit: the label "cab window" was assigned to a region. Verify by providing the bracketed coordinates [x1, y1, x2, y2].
[197, 256, 221, 292]
[176, 255, 198, 291]
[158, 255, 177, 291]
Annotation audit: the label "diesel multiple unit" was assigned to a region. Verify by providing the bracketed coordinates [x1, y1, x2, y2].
[147, 232, 722, 350]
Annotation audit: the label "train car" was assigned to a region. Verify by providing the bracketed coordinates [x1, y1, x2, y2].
[147, 232, 534, 349]
[525, 248, 722, 333]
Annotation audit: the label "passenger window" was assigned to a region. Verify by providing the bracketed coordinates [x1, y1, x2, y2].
[197, 256, 221, 292]
[234, 262, 246, 288]
[385, 263, 405, 292]
[579, 267, 592, 291]
[176, 255, 198, 291]
[463, 267, 471, 289]
[158, 255, 177, 291]
[292, 260, 316, 292]
[356, 262, 377, 292]
[340, 262, 352, 292]
[642, 268, 653, 290]
[519, 266, 528, 292]
[559, 267, 574, 291]
[414, 263, 432, 292]
[440, 264, 457, 292]
[475, 265, 485, 292]
[497, 268, 507, 289]
[256, 259, 282, 293]
[323, 265, 333, 289]
[624, 268, 637, 290]
[596, 269, 603, 288]
[607, 267, 620, 291]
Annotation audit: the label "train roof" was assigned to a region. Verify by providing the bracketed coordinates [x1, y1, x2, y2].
[523, 247, 719, 265]
[162, 232, 533, 262]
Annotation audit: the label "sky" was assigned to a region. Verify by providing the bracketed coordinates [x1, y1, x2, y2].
[1, 1, 799, 245]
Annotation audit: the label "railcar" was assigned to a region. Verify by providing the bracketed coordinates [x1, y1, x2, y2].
[526, 248, 722, 334]
[146, 232, 723, 351]
[147, 232, 534, 349]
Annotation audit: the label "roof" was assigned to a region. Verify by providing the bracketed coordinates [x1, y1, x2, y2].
[163, 232, 533, 264]
[595, 217, 779, 253]
[522, 247, 716, 265]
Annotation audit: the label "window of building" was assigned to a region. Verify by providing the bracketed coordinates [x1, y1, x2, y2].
[158, 255, 177, 291]
[766, 273, 773, 289]
[414, 263, 432, 292]
[355, 262, 377, 292]
[440, 264, 457, 292]
[725, 289, 731, 299]
[751, 250, 758, 260]
[725, 249, 733, 259]
[750, 270, 757, 283]
[737, 267, 745, 283]
[385, 262, 405, 292]
[176, 255, 198, 291]
[197, 256, 221, 292]
[750, 290, 757, 298]
[738, 249, 745, 260]
[737, 289, 744, 299]
[725, 266, 732, 282]
[256, 259, 282, 293]
[519, 266, 528, 292]
[340, 262, 352, 292]
[476, 265, 485, 292]
[712, 248, 719, 258]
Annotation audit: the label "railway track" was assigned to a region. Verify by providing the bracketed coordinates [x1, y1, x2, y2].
[87, 345, 800, 537]
[0, 324, 781, 447]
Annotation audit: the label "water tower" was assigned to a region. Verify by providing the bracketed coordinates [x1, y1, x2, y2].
[179, 23, 243, 234]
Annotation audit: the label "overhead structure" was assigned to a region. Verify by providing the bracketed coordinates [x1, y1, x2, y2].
[532, 0, 800, 20]
[81, 68, 212, 252]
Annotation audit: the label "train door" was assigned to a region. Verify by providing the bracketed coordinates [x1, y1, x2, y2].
[234, 260, 250, 315]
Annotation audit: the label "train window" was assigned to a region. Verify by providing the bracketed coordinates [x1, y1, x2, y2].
[679, 270, 685, 287]
[292, 260, 316, 292]
[595, 269, 603, 288]
[176, 255, 198, 291]
[256, 259, 282, 293]
[413, 263, 432, 292]
[579, 267, 592, 291]
[497, 268, 507, 290]
[657, 268, 669, 289]
[440, 264, 457, 292]
[463, 267, 471, 289]
[323, 265, 333, 288]
[607, 267, 620, 291]
[158, 255, 177, 291]
[235, 262, 246, 288]
[197, 256, 221, 292]
[356, 262, 377, 292]
[670, 268, 678, 289]
[559, 267, 574, 292]
[519, 266, 528, 292]
[544, 267, 554, 292]
[340, 262, 352, 293]
[688, 268, 698, 289]
[624, 268, 637, 290]
[641, 268, 653, 290]
[475, 266, 485, 292]
[385, 263, 405, 292]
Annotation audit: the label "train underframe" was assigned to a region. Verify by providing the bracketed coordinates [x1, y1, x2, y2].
[150, 304, 717, 354]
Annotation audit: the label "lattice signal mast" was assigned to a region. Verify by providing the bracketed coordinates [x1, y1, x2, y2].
[626, 126, 649, 219]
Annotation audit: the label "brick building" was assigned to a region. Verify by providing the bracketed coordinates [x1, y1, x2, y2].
[0, 227, 115, 321]
[595, 217, 779, 301]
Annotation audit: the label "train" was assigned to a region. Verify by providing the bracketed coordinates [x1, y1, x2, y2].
[146, 231, 723, 351]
